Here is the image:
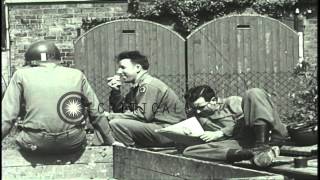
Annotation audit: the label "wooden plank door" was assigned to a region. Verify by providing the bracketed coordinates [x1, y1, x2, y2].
[187, 15, 299, 115]
[74, 19, 186, 110]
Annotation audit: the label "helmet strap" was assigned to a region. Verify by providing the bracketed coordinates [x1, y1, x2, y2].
[30, 60, 40, 66]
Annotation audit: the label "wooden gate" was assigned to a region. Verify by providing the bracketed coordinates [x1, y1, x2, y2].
[187, 15, 299, 115]
[74, 16, 299, 116]
[74, 19, 186, 107]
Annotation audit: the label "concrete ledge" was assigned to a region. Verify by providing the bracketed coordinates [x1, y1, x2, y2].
[280, 144, 318, 156]
[234, 156, 318, 180]
[113, 146, 284, 180]
[5, 0, 126, 4]
[2, 146, 114, 179]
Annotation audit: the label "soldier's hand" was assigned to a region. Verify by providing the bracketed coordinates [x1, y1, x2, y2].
[200, 131, 224, 142]
[182, 127, 192, 135]
[104, 111, 110, 117]
[112, 141, 126, 147]
[107, 75, 121, 90]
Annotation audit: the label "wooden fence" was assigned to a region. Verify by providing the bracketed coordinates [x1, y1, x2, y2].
[74, 19, 186, 108]
[187, 15, 299, 115]
[74, 16, 299, 115]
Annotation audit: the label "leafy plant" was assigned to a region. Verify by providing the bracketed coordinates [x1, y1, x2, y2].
[285, 59, 318, 125]
[80, 0, 317, 126]
[81, 0, 299, 37]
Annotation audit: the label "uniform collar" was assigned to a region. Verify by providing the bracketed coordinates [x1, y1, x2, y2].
[206, 97, 225, 111]
[216, 97, 224, 104]
[133, 72, 149, 87]
[208, 97, 224, 104]
[39, 62, 59, 68]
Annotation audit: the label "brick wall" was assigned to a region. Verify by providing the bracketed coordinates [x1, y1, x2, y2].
[5, 1, 318, 72]
[7, 1, 129, 70]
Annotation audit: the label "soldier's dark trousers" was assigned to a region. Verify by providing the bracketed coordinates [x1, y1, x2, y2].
[183, 88, 288, 161]
[109, 119, 174, 147]
[16, 128, 86, 154]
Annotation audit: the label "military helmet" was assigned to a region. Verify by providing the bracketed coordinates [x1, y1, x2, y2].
[25, 41, 61, 63]
[287, 122, 318, 146]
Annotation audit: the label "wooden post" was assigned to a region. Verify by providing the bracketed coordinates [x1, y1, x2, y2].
[294, 8, 304, 62]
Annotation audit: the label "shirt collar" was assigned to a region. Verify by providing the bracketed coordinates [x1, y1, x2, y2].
[39, 62, 59, 68]
[216, 97, 224, 104]
[132, 72, 148, 87]
[206, 97, 224, 111]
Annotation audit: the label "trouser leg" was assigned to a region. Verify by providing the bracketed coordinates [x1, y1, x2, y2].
[109, 119, 173, 147]
[16, 129, 86, 154]
[91, 129, 104, 146]
[183, 140, 242, 161]
[242, 88, 288, 142]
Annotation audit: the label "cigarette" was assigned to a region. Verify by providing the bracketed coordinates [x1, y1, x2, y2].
[114, 75, 121, 80]
[107, 77, 114, 82]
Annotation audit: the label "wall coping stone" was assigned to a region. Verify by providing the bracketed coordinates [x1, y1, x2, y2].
[6, 0, 127, 4]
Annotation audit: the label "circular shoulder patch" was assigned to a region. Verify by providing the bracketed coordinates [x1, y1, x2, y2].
[139, 86, 147, 93]
[57, 91, 88, 125]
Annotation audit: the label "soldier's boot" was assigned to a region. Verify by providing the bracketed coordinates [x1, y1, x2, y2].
[251, 146, 280, 167]
[226, 149, 254, 163]
[253, 120, 271, 148]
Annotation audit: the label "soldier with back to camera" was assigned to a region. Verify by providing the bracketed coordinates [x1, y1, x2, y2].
[2, 40, 123, 154]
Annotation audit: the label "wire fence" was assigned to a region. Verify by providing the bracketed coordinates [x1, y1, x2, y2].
[86, 73, 187, 113]
[189, 72, 300, 120]
[87, 72, 299, 120]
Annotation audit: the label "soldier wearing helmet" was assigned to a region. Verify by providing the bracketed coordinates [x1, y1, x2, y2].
[2, 40, 123, 154]
[24, 40, 61, 66]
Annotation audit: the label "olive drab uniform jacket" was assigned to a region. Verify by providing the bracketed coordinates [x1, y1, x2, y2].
[109, 72, 186, 125]
[2, 63, 114, 143]
[196, 88, 288, 141]
[197, 96, 243, 138]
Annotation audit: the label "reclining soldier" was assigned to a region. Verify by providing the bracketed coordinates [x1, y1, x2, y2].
[183, 85, 289, 167]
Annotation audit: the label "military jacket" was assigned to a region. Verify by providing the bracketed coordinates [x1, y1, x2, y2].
[109, 73, 186, 125]
[197, 96, 243, 137]
[2, 63, 107, 134]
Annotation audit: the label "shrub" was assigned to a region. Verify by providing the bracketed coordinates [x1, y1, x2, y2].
[81, 0, 299, 37]
[284, 59, 318, 125]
